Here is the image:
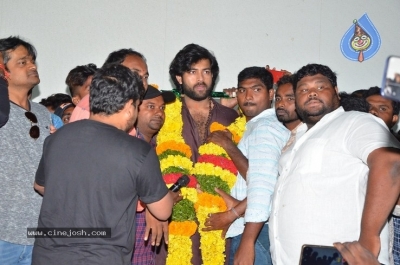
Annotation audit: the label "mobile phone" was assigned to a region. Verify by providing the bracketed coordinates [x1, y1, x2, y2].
[299, 244, 345, 265]
[381, 56, 400, 102]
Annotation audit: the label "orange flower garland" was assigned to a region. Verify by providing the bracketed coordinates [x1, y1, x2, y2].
[192, 116, 246, 265]
[156, 93, 246, 264]
[156, 99, 198, 265]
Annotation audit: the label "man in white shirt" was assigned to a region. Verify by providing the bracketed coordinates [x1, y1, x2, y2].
[269, 63, 400, 265]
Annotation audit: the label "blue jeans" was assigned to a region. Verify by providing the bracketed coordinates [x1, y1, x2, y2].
[0, 240, 33, 265]
[229, 223, 272, 265]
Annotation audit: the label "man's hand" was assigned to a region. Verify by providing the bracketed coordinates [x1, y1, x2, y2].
[220, 88, 238, 109]
[144, 209, 169, 246]
[358, 234, 380, 258]
[50, 124, 57, 134]
[215, 187, 239, 209]
[334, 241, 380, 265]
[203, 210, 235, 238]
[169, 190, 183, 205]
[202, 188, 241, 238]
[207, 130, 234, 150]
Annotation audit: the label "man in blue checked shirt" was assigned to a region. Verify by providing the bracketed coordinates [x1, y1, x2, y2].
[204, 66, 290, 265]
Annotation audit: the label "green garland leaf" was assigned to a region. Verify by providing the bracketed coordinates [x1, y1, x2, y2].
[171, 199, 196, 221]
[162, 166, 190, 175]
[196, 175, 230, 195]
[158, 150, 187, 160]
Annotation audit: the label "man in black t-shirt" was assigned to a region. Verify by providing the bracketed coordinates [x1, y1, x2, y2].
[32, 64, 173, 265]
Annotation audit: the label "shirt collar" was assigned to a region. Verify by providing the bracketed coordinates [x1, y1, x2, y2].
[247, 108, 275, 124]
[135, 129, 157, 148]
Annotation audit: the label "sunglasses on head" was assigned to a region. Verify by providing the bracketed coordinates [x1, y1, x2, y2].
[25, 112, 40, 139]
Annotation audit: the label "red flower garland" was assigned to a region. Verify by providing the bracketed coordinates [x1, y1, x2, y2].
[197, 154, 238, 175]
[163, 173, 198, 188]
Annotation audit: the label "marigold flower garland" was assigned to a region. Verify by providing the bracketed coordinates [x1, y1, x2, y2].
[192, 116, 246, 265]
[156, 99, 198, 265]
[156, 95, 246, 265]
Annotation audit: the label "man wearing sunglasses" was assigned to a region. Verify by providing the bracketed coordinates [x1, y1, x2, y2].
[0, 36, 51, 265]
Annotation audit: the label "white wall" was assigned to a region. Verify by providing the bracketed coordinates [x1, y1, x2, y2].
[1, 0, 400, 101]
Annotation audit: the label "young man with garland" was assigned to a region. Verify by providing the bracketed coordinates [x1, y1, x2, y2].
[168, 44, 238, 265]
[169, 43, 239, 163]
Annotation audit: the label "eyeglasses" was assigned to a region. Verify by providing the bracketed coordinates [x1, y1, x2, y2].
[25, 112, 40, 139]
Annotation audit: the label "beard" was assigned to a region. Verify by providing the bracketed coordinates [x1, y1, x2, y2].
[276, 108, 299, 124]
[296, 97, 339, 125]
[124, 115, 137, 133]
[182, 82, 213, 101]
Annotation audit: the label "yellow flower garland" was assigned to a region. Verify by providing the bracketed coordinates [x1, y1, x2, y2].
[192, 115, 246, 265]
[192, 162, 237, 189]
[156, 99, 197, 265]
[157, 97, 246, 265]
[160, 155, 194, 174]
[156, 140, 192, 158]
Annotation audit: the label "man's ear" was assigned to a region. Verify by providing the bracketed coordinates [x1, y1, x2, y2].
[269, 88, 275, 99]
[124, 99, 138, 118]
[335, 86, 340, 100]
[176, 75, 183, 85]
[392, 114, 399, 127]
[72, 96, 80, 105]
[0, 53, 11, 80]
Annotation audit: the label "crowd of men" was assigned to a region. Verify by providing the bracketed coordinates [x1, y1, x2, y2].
[1, 35, 400, 265]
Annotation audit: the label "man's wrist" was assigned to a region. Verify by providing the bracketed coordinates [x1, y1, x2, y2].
[230, 207, 244, 220]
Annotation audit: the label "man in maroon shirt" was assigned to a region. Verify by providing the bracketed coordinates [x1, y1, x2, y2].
[168, 43, 238, 265]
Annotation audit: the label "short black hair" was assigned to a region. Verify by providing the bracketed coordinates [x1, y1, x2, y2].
[90, 64, 145, 115]
[169, 44, 219, 92]
[350, 89, 367, 98]
[0, 36, 37, 70]
[39, 93, 73, 111]
[339, 92, 369, 112]
[102, 48, 146, 68]
[294, 64, 337, 90]
[237, 67, 273, 90]
[65, 63, 98, 96]
[276, 74, 295, 88]
[364, 86, 400, 115]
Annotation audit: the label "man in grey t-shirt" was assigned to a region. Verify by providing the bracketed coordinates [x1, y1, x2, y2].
[0, 37, 51, 265]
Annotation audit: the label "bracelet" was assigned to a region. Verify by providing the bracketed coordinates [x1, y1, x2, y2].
[230, 207, 240, 219]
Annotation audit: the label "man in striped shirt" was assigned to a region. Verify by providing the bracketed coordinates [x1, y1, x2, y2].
[205, 67, 290, 265]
